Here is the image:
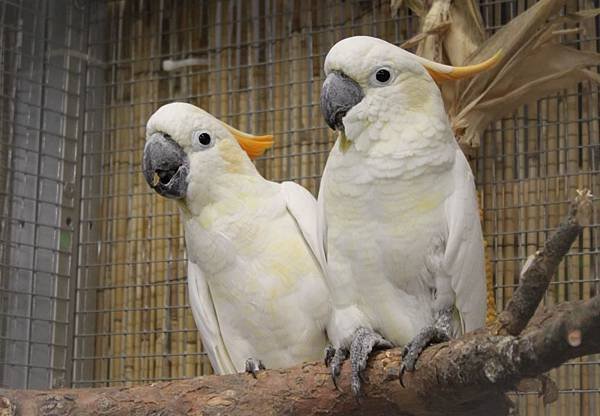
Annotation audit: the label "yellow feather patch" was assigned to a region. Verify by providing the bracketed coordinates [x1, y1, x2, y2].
[220, 122, 274, 159]
[338, 130, 351, 153]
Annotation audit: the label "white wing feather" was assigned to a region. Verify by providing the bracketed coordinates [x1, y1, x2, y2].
[281, 181, 328, 274]
[187, 260, 237, 374]
[444, 149, 487, 332]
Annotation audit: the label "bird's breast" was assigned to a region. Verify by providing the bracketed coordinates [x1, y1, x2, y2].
[324, 164, 453, 292]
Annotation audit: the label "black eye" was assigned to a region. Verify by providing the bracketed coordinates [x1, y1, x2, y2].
[375, 69, 391, 83]
[192, 131, 215, 149]
[198, 132, 211, 145]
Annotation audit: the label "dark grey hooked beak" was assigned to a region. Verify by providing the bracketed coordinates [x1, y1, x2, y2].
[320, 71, 364, 131]
[142, 133, 189, 199]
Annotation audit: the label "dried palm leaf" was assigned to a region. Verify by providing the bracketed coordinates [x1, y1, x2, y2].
[396, 0, 600, 148]
[400, 0, 485, 65]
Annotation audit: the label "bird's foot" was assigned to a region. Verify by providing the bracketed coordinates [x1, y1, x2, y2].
[326, 346, 348, 390]
[349, 327, 393, 398]
[399, 307, 453, 387]
[324, 345, 336, 367]
[244, 357, 265, 378]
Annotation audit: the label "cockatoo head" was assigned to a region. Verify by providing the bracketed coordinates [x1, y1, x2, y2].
[143, 102, 273, 199]
[320, 36, 500, 146]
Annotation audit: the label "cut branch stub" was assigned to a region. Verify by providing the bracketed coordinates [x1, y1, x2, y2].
[494, 189, 593, 336]
[519, 295, 600, 376]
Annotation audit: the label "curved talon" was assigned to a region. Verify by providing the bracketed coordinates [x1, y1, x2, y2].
[399, 363, 408, 388]
[244, 357, 265, 378]
[324, 345, 336, 367]
[399, 324, 451, 386]
[399, 344, 409, 387]
[349, 327, 393, 397]
[331, 366, 341, 391]
[351, 369, 366, 400]
[328, 348, 348, 391]
[352, 387, 363, 404]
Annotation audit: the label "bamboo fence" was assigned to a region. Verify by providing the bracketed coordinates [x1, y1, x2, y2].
[75, 0, 599, 413]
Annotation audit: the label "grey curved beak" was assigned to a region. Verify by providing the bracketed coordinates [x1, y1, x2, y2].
[320, 71, 364, 131]
[142, 133, 189, 199]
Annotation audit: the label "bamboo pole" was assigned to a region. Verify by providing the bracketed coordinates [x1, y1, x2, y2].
[95, 109, 114, 385]
[290, 32, 302, 185]
[133, 182, 145, 384]
[566, 87, 583, 415]
[578, 15, 600, 408]
[111, 111, 129, 385]
[505, 120, 517, 311]
[271, 0, 284, 182]
[546, 96, 561, 416]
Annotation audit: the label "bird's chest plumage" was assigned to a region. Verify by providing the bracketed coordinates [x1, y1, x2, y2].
[183, 190, 329, 368]
[186, 195, 306, 297]
[322, 145, 456, 345]
[325, 167, 452, 284]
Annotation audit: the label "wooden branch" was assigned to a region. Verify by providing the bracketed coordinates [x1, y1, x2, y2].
[1, 296, 598, 416]
[0, 190, 594, 416]
[493, 189, 592, 335]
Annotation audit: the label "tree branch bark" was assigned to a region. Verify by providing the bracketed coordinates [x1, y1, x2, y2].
[493, 189, 593, 336]
[0, 190, 595, 416]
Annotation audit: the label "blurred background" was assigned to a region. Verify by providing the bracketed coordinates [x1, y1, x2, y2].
[0, 0, 598, 414]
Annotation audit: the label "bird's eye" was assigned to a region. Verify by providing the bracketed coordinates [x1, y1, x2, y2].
[376, 69, 390, 82]
[191, 130, 214, 149]
[371, 67, 393, 86]
[198, 133, 211, 145]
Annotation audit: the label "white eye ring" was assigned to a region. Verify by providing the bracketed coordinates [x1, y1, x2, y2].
[191, 130, 214, 150]
[370, 67, 394, 86]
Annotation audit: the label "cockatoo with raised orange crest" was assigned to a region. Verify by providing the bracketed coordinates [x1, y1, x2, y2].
[142, 102, 330, 375]
[318, 36, 500, 395]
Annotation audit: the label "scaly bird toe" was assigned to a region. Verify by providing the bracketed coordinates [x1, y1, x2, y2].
[328, 347, 349, 390]
[244, 357, 265, 378]
[349, 327, 393, 397]
[324, 345, 336, 368]
[399, 325, 450, 387]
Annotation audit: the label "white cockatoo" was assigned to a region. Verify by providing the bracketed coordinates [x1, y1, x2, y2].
[318, 36, 499, 394]
[142, 102, 330, 375]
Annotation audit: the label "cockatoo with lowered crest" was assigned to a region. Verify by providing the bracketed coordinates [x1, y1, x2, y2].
[142, 102, 330, 375]
[318, 36, 500, 395]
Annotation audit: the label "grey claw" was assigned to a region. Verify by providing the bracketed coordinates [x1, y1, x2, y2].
[351, 370, 364, 400]
[399, 325, 450, 386]
[352, 383, 363, 404]
[399, 363, 407, 388]
[324, 345, 336, 367]
[328, 347, 349, 390]
[349, 327, 393, 397]
[245, 357, 265, 378]
[332, 372, 341, 391]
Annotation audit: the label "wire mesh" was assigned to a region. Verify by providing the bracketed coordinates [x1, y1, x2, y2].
[0, 0, 88, 389]
[0, 0, 598, 412]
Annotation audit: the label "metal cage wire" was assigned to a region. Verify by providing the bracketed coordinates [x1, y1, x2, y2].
[0, 0, 87, 389]
[0, 0, 598, 413]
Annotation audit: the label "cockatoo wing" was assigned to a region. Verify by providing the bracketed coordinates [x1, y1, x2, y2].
[187, 260, 237, 374]
[281, 181, 328, 274]
[444, 149, 487, 333]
